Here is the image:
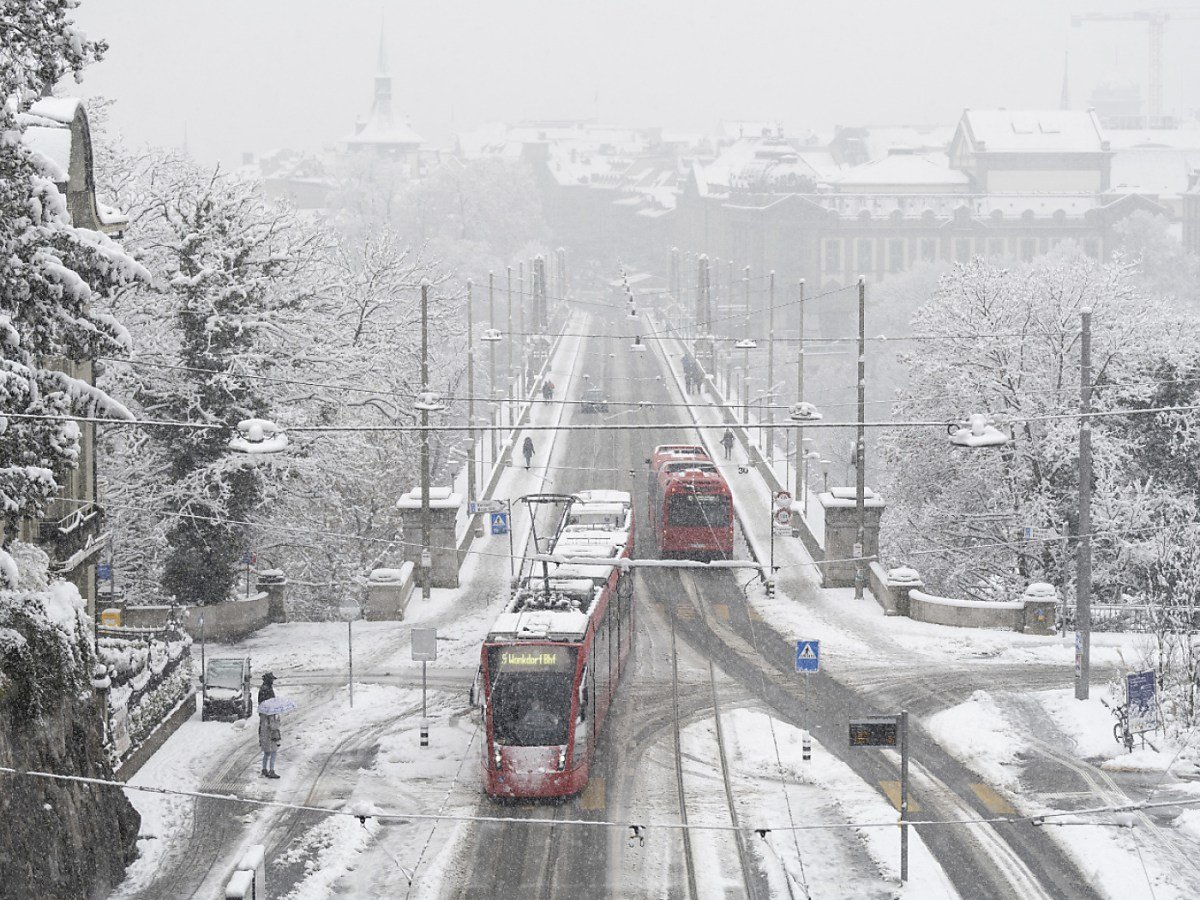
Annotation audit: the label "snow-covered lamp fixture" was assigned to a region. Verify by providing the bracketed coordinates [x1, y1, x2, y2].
[948, 413, 1009, 448]
[415, 390, 445, 412]
[229, 418, 288, 455]
[481, 328, 503, 343]
[734, 339, 758, 350]
[789, 402, 823, 422]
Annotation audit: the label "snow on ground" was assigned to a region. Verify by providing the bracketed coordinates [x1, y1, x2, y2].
[927, 690, 1023, 790]
[711, 708, 956, 898]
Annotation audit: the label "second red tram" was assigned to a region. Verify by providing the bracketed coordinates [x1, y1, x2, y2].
[477, 491, 634, 800]
[647, 444, 734, 560]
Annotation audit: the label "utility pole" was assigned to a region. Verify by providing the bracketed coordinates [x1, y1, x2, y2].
[854, 276, 867, 601]
[420, 281, 431, 601]
[506, 266, 513, 429]
[488, 272, 497, 466]
[518, 261, 525, 398]
[766, 271, 775, 472]
[795, 280, 805, 505]
[466, 279, 476, 504]
[742, 266, 751, 425]
[1076, 308, 1093, 700]
[671, 247, 680, 305]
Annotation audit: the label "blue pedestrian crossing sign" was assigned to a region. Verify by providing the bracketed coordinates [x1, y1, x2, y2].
[795, 640, 820, 673]
[490, 511, 510, 536]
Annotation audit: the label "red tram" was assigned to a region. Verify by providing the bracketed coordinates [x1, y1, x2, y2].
[647, 444, 733, 560]
[477, 491, 634, 800]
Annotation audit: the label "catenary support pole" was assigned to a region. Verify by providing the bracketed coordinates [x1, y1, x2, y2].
[488, 272, 497, 467]
[795, 280, 805, 506]
[421, 281, 431, 601]
[766, 271, 775, 471]
[347, 617, 354, 708]
[506, 267, 513, 430]
[742, 266, 751, 425]
[900, 710, 909, 883]
[855, 276, 866, 601]
[1076, 308, 1093, 700]
[466, 279, 476, 503]
[518, 262, 525, 398]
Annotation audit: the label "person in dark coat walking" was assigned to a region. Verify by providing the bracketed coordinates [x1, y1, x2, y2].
[721, 428, 735, 460]
[522, 436, 535, 469]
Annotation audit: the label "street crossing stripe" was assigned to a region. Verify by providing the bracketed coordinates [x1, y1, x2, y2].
[879, 781, 921, 813]
[675, 604, 696, 619]
[748, 607, 763, 622]
[970, 783, 1016, 815]
[580, 777, 605, 811]
[713, 603, 730, 621]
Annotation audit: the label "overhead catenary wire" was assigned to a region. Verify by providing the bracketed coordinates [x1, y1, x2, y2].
[0, 764, 1190, 834]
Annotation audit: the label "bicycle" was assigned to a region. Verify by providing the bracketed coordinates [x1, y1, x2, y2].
[1102, 697, 1134, 752]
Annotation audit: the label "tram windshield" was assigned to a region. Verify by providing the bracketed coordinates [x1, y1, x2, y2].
[487, 645, 577, 747]
[666, 493, 730, 527]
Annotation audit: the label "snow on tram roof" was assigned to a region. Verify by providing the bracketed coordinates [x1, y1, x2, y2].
[573, 489, 631, 506]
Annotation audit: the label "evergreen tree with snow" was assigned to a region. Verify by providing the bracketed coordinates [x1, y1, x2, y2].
[139, 170, 311, 605]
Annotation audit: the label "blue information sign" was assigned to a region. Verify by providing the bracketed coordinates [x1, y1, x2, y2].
[490, 511, 510, 536]
[1127, 670, 1157, 734]
[795, 640, 820, 673]
[96, 563, 112, 581]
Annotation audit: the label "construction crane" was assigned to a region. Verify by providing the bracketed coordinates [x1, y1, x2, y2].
[1072, 7, 1200, 125]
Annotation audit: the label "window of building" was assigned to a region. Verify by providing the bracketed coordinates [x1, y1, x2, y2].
[920, 238, 937, 262]
[954, 238, 972, 263]
[888, 239, 905, 273]
[856, 238, 874, 273]
[823, 239, 841, 273]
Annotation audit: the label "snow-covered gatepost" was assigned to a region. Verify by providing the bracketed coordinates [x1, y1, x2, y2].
[364, 564, 414, 620]
[396, 486, 461, 590]
[1021, 582, 1059, 636]
[256, 569, 288, 624]
[817, 487, 885, 589]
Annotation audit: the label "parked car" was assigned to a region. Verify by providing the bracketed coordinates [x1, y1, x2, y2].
[581, 387, 609, 413]
[201, 656, 253, 721]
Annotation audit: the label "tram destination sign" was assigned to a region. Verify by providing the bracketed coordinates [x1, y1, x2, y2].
[494, 645, 573, 672]
[849, 715, 898, 747]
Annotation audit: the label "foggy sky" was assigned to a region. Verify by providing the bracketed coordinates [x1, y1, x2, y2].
[70, 0, 1200, 167]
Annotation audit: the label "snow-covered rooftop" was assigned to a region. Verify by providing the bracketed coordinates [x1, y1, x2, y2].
[958, 109, 1108, 153]
[832, 151, 969, 189]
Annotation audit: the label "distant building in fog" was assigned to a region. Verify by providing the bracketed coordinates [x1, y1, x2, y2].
[342, 30, 424, 168]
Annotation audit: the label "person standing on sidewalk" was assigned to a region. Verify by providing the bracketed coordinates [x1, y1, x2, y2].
[721, 428, 735, 460]
[522, 435, 535, 469]
[259, 709, 282, 778]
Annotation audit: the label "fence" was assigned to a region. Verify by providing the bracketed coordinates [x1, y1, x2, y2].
[1060, 603, 1200, 634]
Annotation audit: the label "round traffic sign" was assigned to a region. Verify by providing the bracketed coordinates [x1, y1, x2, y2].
[774, 507, 792, 526]
[773, 490, 792, 509]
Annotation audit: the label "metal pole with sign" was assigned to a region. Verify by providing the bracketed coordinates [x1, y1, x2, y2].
[795, 640, 819, 761]
[339, 601, 360, 707]
[412, 627, 438, 741]
[848, 711, 908, 883]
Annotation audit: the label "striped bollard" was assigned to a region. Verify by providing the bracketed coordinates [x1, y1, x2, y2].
[802, 731, 811, 762]
[420, 718, 430, 748]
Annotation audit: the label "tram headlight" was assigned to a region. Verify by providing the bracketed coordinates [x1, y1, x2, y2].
[493, 748, 502, 770]
[557, 747, 566, 771]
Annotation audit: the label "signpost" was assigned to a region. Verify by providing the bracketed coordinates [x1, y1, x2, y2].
[795, 640, 819, 762]
[97, 562, 112, 581]
[769, 492, 792, 589]
[470, 499, 505, 515]
[849, 711, 910, 884]
[412, 626, 438, 746]
[339, 601, 360, 708]
[1126, 670, 1157, 735]
[490, 511, 509, 535]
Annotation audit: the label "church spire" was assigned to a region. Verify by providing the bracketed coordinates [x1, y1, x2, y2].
[377, 14, 388, 75]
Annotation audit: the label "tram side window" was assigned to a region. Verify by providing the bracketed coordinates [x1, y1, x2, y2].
[667, 494, 731, 527]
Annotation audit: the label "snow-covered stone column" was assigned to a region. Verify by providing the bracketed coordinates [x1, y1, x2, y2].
[256, 570, 288, 624]
[818, 487, 885, 589]
[396, 486, 462, 590]
[1021, 582, 1059, 636]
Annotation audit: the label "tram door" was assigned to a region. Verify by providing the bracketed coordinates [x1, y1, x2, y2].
[573, 663, 590, 766]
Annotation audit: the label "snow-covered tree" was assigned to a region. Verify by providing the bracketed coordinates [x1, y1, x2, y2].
[878, 253, 1200, 601]
[1113, 211, 1200, 310]
[0, 1, 145, 554]
[132, 168, 317, 605]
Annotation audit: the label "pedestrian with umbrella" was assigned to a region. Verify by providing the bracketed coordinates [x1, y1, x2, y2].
[258, 692, 296, 779]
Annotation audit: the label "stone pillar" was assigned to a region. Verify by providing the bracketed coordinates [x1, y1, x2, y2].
[818, 487, 885, 588]
[886, 566, 924, 617]
[365, 566, 413, 621]
[1021, 582, 1059, 636]
[396, 486, 461, 589]
[256, 570, 287, 623]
